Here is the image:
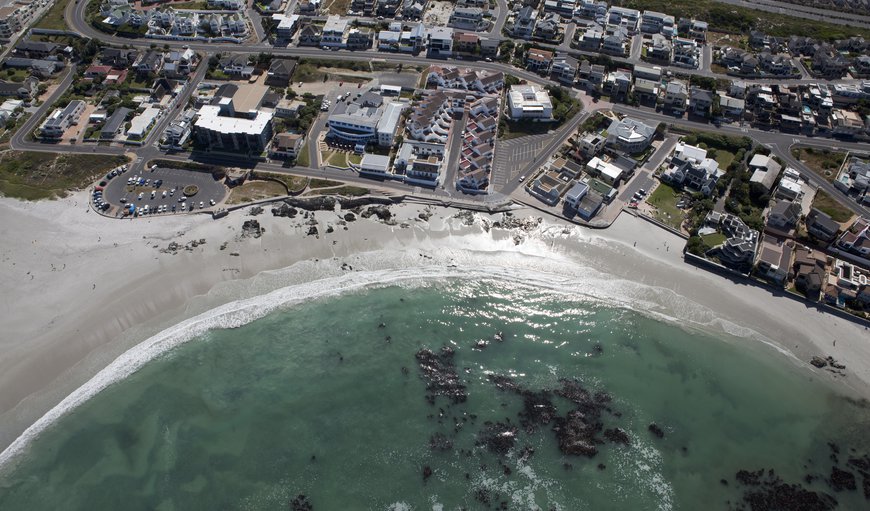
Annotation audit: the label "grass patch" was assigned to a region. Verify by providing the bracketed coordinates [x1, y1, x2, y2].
[327, 151, 348, 167]
[226, 180, 287, 204]
[648, 182, 685, 230]
[292, 62, 326, 83]
[253, 172, 308, 193]
[348, 153, 362, 165]
[700, 232, 726, 249]
[34, 0, 68, 30]
[326, 185, 370, 196]
[1, 68, 30, 83]
[812, 190, 853, 223]
[296, 143, 310, 167]
[169, 1, 210, 8]
[325, 0, 353, 14]
[791, 147, 846, 183]
[310, 178, 343, 189]
[712, 150, 735, 171]
[0, 151, 128, 200]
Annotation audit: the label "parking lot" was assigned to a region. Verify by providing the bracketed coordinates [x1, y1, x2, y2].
[99, 166, 227, 218]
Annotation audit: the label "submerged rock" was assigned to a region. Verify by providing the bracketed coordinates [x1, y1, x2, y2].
[290, 494, 313, 511]
[648, 423, 665, 439]
[829, 466, 857, 492]
[429, 433, 453, 452]
[415, 347, 467, 405]
[731, 469, 838, 511]
[604, 427, 630, 445]
[476, 421, 518, 456]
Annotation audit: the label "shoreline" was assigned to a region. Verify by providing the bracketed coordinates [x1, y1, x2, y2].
[1, 191, 869, 462]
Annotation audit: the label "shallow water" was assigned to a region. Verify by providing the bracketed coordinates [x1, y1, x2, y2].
[1, 279, 869, 510]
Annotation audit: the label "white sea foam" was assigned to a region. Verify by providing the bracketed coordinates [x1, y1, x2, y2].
[0, 242, 779, 469]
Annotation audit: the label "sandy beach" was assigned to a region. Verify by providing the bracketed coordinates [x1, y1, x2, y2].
[1, 191, 868, 458]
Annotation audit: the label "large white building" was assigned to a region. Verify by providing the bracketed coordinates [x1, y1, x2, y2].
[507, 84, 553, 120]
[194, 105, 273, 153]
[326, 92, 406, 148]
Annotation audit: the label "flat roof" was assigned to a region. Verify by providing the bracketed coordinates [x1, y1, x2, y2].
[195, 104, 272, 135]
[232, 83, 268, 114]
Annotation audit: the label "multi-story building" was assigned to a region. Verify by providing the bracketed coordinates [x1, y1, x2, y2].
[508, 84, 553, 119]
[640, 10, 675, 37]
[39, 100, 85, 139]
[327, 92, 406, 148]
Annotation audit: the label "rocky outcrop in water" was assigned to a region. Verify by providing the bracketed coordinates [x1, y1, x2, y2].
[730, 469, 837, 511]
[415, 347, 467, 405]
[476, 421, 517, 455]
[290, 494, 313, 511]
[648, 423, 665, 439]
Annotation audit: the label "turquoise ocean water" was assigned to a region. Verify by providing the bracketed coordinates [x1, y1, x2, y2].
[1, 278, 869, 510]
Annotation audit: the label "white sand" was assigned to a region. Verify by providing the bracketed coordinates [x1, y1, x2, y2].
[0, 192, 868, 456]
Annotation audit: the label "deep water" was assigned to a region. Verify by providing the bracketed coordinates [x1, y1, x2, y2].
[1, 279, 869, 510]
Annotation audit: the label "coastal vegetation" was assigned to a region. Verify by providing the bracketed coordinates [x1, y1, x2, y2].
[226, 180, 288, 204]
[812, 190, 853, 223]
[612, 0, 870, 40]
[33, 0, 69, 31]
[0, 151, 128, 200]
[791, 147, 846, 183]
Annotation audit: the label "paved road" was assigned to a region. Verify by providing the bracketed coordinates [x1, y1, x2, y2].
[500, 106, 592, 197]
[143, 55, 210, 149]
[67, 0, 863, 88]
[610, 104, 870, 218]
[442, 111, 466, 191]
[9, 67, 81, 151]
[491, 0, 509, 36]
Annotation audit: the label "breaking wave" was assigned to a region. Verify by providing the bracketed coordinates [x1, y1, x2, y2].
[0, 234, 779, 470]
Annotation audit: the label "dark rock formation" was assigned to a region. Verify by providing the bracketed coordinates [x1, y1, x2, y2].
[307, 226, 318, 236]
[290, 494, 313, 511]
[361, 205, 393, 221]
[415, 347, 467, 405]
[829, 466, 856, 492]
[344, 212, 356, 222]
[422, 465, 433, 481]
[648, 423, 665, 439]
[241, 219, 263, 238]
[429, 433, 453, 452]
[604, 427, 630, 445]
[731, 469, 838, 511]
[476, 421, 518, 455]
[248, 206, 263, 216]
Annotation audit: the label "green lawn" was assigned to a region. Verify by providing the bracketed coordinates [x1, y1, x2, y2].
[1, 68, 31, 83]
[700, 232, 727, 249]
[34, 0, 68, 30]
[813, 190, 853, 223]
[713, 150, 735, 171]
[0, 152, 128, 200]
[648, 182, 684, 230]
[348, 153, 362, 165]
[327, 151, 348, 168]
[296, 143, 310, 167]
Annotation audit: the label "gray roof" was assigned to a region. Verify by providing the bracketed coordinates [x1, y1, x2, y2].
[103, 107, 132, 134]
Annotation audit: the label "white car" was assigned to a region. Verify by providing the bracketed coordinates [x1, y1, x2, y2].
[138, 192, 144, 200]
[199, 201, 204, 209]
[181, 202, 186, 210]
[162, 191, 167, 198]
[209, 199, 216, 206]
